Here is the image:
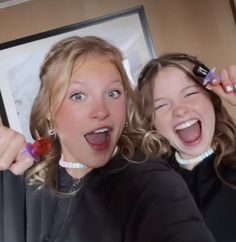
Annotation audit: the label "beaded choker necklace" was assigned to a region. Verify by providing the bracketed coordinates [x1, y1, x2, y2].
[175, 147, 214, 165]
[59, 157, 87, 169]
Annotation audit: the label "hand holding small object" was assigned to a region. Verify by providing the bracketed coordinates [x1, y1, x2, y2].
[193, 64, 236, 106]
[0, 125, 33, 175]
[21, 137, 52, 162]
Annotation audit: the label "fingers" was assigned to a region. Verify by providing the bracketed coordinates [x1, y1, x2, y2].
[10, 153, 34, 175]
[0, 125, 33, 175]
[0, 125, 24, 170]
[220, 68, 235, 93]
[206, 65, 236, 106]
[228, 65, 236, 89]
[209, 66, 235, 91]
[207, 84, 236, 105]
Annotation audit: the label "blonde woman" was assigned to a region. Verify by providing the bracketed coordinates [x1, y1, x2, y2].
[0, 41, 214, 242]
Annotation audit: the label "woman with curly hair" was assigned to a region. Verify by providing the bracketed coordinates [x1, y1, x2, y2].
[136, 53, 236, 242]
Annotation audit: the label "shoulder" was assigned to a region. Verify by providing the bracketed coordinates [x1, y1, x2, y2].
[115, 157, 215, 242]
[118, 155, 190, 198]
[127, 158, 173, 179]
[97, 152, 190, 199]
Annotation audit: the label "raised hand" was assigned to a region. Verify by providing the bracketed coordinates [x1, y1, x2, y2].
[0, 125, 33, 175]
[207, 65, 236, 106]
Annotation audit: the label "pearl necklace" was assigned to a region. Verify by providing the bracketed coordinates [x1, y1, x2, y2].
[59, 156, 87, 169]
[175, 147, 214, 165]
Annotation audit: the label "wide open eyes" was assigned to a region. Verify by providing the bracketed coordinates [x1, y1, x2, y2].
[106, 90, 121, 99]
[71, 92, 86, 102]
[70, 89, 122, 103]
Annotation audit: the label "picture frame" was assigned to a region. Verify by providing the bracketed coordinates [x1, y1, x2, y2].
[230, 0, 236, 24]
[0, 5, 156, 142]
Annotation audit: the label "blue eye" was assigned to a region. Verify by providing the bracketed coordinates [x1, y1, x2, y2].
[71, 92, 85, 102]
[107, 90, 121, 99]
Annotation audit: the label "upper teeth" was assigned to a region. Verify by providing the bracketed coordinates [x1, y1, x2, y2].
[176, 119, 198, 130]
[94, 128, 109, 133]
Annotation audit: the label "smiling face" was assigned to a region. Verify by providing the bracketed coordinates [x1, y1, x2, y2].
[54, 53, 126, 168]
[152, 67, 215, 159]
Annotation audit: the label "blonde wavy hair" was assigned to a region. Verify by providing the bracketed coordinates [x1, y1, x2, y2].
[135, 53, 236, 187]
[26, 36, 142, 190]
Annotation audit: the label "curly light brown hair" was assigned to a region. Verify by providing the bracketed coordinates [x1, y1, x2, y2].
[135, 53, 236, 187]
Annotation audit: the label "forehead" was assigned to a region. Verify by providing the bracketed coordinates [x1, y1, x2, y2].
[152, 67, 197, 99]
[68, 53, 125, 89]
[74, 52, 112, 67]
[72, 53, 117, 73]
[153, 67, 194, 89]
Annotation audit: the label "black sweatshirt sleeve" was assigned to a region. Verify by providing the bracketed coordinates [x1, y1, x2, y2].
[125, 162, 215, 242]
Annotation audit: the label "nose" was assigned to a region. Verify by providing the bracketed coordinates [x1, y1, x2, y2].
[90, 98, 109, 120]
[172, 104, 188, 118]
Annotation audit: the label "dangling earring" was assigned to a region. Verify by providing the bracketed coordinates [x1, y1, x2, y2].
[47, 120, 56, 137]
[48, 128, 56, 136]
[124, 121, 128, 128]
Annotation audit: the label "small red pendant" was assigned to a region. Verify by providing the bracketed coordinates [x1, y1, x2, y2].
[32, 137, 52, 157]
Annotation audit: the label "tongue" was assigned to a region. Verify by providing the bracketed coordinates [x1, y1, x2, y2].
[85, 132, 108, 145]
[176, 121, 201, 143]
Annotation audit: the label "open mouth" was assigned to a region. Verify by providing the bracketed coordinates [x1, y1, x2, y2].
[175, 119, 201, 144]
[84, 128, 111, 150]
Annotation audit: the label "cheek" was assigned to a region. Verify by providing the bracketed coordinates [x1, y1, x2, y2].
[110, 100, 127, 137]
[153, 113, 170, 136]
[114, 100, 126, 124]
[205, 105, 216, 133]
[55, 104, 83, 134]
[198, 97, 216, 125]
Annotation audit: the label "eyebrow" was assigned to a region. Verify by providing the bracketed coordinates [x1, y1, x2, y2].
[109, 79, 123, 84]
[182, 84, 198, 91]
[70, 80, 84, 85]
[153, 85, 198, 103]
[153, 97, 166, 103]
[70, 79, 123, 85]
